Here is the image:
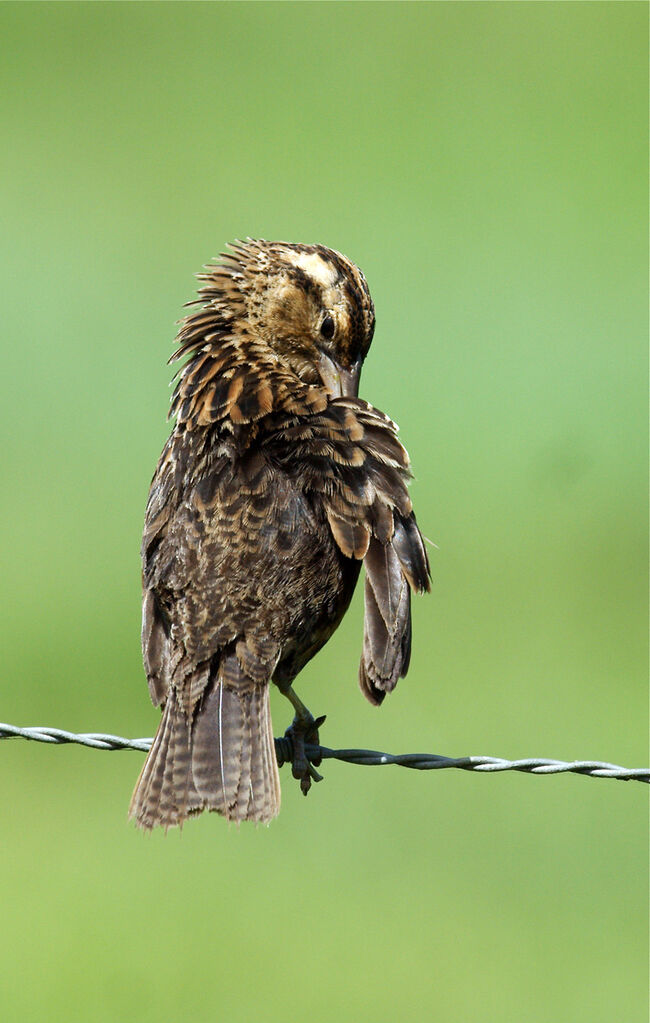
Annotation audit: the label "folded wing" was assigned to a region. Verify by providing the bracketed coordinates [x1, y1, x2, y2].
[264, 397, 430, 705]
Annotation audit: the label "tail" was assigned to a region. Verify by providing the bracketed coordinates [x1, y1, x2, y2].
[129, 677, 281, 830]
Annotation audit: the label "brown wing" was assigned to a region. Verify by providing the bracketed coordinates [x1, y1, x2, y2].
[263, 398, 431, 705]
[141, 421, 348, 702]
[140, 435, 178, 707]
[141, 432, 283, 702]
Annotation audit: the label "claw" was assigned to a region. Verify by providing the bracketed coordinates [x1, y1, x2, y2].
[282, 705, 326, 797]
[305, 713, 326, 769]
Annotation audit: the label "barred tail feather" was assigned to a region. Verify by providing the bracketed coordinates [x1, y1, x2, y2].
[128, 687, 200, 831]
[129, 674, 280, 831]
[191, 680, 280, 823]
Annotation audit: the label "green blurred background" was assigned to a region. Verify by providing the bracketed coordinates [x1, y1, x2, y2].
[1, 3, 647, 1020]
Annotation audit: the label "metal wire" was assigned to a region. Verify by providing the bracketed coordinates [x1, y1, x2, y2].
[1, 722, 647, 783]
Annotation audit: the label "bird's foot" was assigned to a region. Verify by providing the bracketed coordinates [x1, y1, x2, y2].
[283, 712, 326, 797]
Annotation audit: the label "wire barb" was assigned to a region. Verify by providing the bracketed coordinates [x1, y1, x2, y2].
[1, 723, 647, 783]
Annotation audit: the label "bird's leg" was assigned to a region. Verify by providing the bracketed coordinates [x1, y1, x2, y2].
[279, 684, 326, 796]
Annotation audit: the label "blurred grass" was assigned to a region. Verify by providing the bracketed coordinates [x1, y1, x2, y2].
[0, 3, 647, 1021]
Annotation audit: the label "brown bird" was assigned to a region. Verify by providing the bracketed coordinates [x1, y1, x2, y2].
[129, 240, 430, 830]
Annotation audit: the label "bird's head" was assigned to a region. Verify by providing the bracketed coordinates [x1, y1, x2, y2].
[232, 240, 376, 398]
[172, 241, 375, 422]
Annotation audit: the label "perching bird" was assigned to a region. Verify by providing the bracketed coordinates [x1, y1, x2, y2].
[129, 240, 430, 830]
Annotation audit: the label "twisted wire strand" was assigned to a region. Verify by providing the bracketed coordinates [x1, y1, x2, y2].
[1, 722, 647, 783]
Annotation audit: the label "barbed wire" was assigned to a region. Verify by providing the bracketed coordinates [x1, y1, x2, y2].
[1, 722, 648, 783]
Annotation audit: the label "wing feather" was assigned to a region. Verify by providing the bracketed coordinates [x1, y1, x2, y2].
[263, 397, 431, 704]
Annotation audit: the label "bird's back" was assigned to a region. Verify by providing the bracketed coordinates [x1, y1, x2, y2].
[143, 427, 362, 695]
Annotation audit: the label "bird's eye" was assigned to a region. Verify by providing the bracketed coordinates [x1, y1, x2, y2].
[320, 315, 335, 341]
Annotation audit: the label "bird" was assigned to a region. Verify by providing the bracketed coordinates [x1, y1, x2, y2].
[129, 239, 430, 830]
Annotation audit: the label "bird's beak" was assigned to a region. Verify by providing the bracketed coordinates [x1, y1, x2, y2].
[339, 360, 362, 398]
[317, 352, 362, 399]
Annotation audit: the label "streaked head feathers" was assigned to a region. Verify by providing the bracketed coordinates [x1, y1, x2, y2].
[170, 240, 375, 428]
